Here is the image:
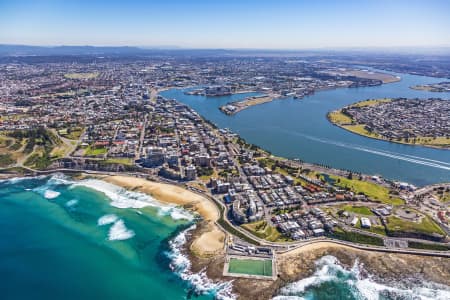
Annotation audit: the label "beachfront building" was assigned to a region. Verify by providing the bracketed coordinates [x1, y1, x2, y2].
[143, 146, 165, 167]
[185, 165, 197, 181]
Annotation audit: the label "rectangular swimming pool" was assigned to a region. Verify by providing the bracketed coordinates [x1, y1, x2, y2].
[228, 258, 273, 277]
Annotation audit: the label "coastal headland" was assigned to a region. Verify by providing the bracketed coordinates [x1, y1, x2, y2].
[90, 174, 450, 299]
[190, 239, 450, 299]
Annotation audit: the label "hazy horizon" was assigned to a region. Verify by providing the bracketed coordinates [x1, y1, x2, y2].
[1, 0, 450, 49]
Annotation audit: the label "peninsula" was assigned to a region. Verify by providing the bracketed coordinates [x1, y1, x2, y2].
[411, 81, 450, 92]
[328, 98, 450, 149]
[219, 95, 278, 115]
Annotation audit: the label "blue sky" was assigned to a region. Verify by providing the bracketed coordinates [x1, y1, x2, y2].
[0, 0, 449, 49]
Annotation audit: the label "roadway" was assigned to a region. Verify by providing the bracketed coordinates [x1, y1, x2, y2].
[1, 166, 449, 258]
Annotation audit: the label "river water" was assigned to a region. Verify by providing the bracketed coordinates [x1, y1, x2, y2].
[161, 71, 450, 186]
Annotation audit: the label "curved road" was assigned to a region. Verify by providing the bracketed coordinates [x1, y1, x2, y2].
[1, 167, 449, 258]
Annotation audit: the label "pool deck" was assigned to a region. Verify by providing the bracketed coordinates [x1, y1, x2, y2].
[222, 254, 278, 280]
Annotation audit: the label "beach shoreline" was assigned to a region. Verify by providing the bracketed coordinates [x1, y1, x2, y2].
[97, 175, 226, 258]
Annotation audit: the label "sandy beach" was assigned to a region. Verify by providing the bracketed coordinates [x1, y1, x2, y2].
[100, 175, 225, 256]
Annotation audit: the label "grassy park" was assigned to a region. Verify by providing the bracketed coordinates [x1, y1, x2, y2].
[339, 204, 374, 216]
[331, 175, 404, 205]
[385, 214, 446, 237]
[84, 145, 107, 156]
[241, 220, 282, 242]
[331, 227, 384, 246]
[350, 98, 392, 107]
[327, 111, 353, 125]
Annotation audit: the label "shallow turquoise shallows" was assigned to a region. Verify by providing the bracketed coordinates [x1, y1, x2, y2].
[161, 70, 450, 186]
[0, 175, 224, 300]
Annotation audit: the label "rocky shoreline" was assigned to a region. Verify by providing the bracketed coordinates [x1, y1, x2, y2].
[185, 221, 450, 299]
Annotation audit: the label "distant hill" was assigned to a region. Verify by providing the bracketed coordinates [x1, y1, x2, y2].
[0, 45, 148, 56]
[0, 44, 236, 57]
[1, 44, 449, 59]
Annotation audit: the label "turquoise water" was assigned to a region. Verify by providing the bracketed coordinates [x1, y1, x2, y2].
[161, 71, 450, 186]
[0, 175, 232, 300]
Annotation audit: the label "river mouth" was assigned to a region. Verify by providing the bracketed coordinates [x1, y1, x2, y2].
[161, 70, 450, 186]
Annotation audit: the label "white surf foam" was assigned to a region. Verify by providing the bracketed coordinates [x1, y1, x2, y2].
[30, 173, 71, 199]
[0, 175, 47, 184]
[46, 173, 74, 185]
[275, 256, 341, 298]
[356, 276, 450, 300]
[159, 206, 195, 221]
[65, 199, 78, 207]
[108, 219, 135, 241]
[8, 174, 196, 222]
[167, 225, 235, 300]
[98, 214, 119, 226]
[274, 255, 450, 300]
[71, 179, 165, 209]
[44, 190, 60, 199]
[71, 179, 195, 222]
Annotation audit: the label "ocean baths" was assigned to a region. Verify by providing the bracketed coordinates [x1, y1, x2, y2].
[223, 255, 277, 280]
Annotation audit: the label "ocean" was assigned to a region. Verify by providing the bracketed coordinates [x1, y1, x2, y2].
[0, 174, 232, 300]
[1, 174, 449, 300]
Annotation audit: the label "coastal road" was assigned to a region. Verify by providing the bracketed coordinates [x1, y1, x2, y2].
[2, 166, 449, 259]
[136, 114, 147, 160]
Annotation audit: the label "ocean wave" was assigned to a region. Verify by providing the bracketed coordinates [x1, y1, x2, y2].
[274, 255, 450, 300]
[65, 199, 78, 207]
[46, 173, 75, 185]
[108, 219, 135, 241]
[167, 225, 235, 300]
[98, 214, 119, 226]
[0, 174, 47, 184]
[10, 174, 196, 223]
[71, 178, 195, 221]
[159, 206, 195, 221]
[355, 276, 450, 300]
[72, 179, 165, 209]
[29, 173, 70, 199]
[44, 190, 60, 199]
